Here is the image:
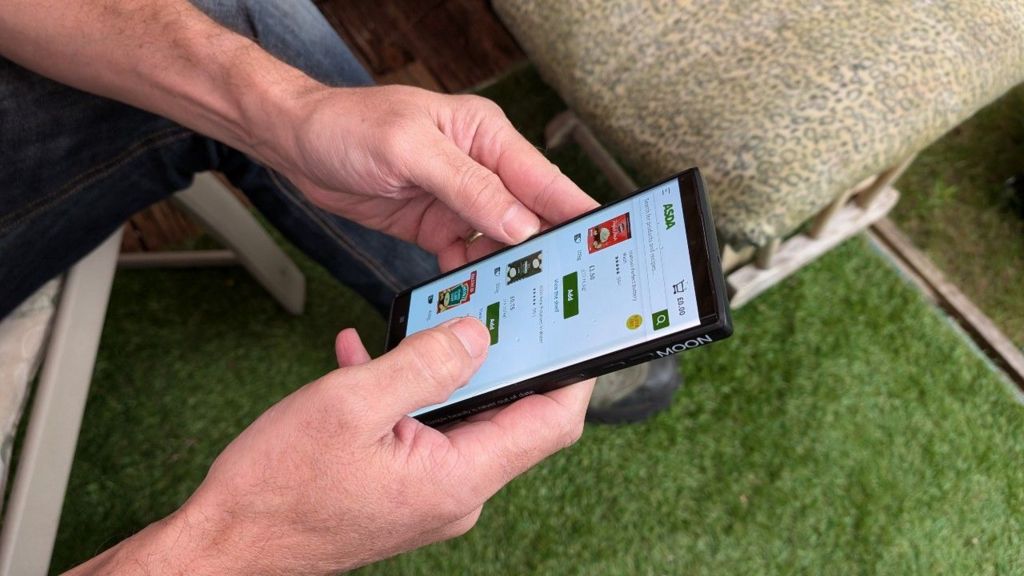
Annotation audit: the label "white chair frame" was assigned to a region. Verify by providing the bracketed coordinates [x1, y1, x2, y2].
[0, 173, 305, 575]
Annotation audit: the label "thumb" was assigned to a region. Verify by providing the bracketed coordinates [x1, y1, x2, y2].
[352, 317, 490, 423]
[335, 328, 372, 367]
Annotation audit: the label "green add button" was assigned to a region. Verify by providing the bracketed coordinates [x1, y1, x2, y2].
[562, 272, 579, 318]
[485, 302, 500, 345]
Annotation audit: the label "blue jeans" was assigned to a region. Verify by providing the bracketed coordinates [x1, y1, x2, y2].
[0, 0, 438, 319]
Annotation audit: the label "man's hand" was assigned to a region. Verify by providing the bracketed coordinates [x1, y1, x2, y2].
[68, 318, 594, 575]
[1, 3, 600, 573]
[275, 85, 598, 271]
[0, 1, 598, 273]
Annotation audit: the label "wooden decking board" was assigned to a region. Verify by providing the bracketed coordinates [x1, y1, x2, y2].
[870, 218, 1024, 392]
[320, 0, 524, 91]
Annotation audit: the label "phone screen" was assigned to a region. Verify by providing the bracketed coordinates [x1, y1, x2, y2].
[403, 177, 701, 415]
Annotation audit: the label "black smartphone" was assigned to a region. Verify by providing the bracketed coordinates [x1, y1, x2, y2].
[386, 168, 732, 426]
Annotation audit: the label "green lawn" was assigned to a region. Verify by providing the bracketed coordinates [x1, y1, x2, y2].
[50, 68, 1024, 573]
[358, 238, 1024, 576]
[53, 237, 1024, 574]
[893, 85, 1024, 349]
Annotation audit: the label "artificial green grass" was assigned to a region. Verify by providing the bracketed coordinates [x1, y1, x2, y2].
[52, 66, 1024, 573]
[358, 238, 1024, 575]
[893, 84, 1024, 349]
[51, 259, 388, 571]
[53, 237, 1024, 574]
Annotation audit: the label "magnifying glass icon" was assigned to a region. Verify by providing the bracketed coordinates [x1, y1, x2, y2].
[652, 310, 670, 330]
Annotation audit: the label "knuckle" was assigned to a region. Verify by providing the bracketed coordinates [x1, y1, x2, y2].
[529, 167, 569, 221]
[538, 169, 566, 209]
[422, 479, 474, 526]
[446, 510, 482, 539]
[456, 167, 504, 216]
[459, 94, 505, 117]
[438, 494, 472, 525]
[309, 373, 365, 432]
[421, 453, 478, 525]
[378, 113, 419, 154]
[561, 416, 585, 448]
[496, 447, 530, 484]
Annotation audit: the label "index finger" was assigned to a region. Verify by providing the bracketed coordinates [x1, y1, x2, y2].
[477, 116, 600, 225]
[442, 378, 595, 504]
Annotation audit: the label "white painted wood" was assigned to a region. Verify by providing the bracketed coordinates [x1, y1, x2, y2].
[809, 173, 876, 238]
[544, 110, 579, 149]
[118, 249, 238, 268]
[728, 187, 900, 307]
[173, 173, 305, 315]
[720, 244, 755, 273]
[567, 122, 637, 196]
[0, 230, 122, 576]
[0, 172, 306, 574]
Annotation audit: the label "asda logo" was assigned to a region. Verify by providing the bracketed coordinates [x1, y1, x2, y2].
[663, 204, 676, 229]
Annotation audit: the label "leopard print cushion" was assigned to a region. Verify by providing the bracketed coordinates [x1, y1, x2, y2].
[493, 0, 1024, 247]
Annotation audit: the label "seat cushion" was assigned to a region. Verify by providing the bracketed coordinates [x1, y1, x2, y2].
[494, 0, 1024, 246]
[0, 278, 59, 505]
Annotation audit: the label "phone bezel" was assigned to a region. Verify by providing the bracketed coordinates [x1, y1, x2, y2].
[385, 168, 731, 425]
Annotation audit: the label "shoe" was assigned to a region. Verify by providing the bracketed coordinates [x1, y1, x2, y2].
[1004, 173, 1024, 218]
[585, 356, 682, 424]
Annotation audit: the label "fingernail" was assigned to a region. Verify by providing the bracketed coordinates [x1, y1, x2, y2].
[501, 204, 540, 243]
[444, 317, 488, 359]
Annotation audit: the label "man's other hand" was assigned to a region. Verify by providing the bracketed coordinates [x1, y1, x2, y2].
[86, 318, 593, 575]
[275, 86, 599, 271]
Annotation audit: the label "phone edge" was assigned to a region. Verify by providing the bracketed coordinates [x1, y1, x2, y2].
[388, 168, 733, 426]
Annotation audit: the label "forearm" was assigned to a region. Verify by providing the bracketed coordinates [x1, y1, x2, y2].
[0, 0, 320, 171]
[63, 503, 260, 576]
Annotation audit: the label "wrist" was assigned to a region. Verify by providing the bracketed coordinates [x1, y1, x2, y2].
[130, 8, 327, 178]
[227, 49, 327, 175]
[65, 500, 261, 576]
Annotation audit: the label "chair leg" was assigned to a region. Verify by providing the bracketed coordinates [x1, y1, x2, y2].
[544, 110, 579, 149]
[728, 187, 900, 307]
[856, 155, 916, 208]
[172, 173, 306, 315]
[571, 122, 638, 196]
[808, 175, 873, 239]
[545, 111, 638, 196]
[720, 244, 755, 273]
[0, 230, 122, 576]
[754, 238, 781, 270]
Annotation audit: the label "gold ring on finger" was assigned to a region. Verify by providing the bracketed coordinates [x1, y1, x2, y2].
[464, 230, 484, 246]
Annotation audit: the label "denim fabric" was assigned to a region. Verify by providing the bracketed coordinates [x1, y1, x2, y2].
[0, 0, 438, 318]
